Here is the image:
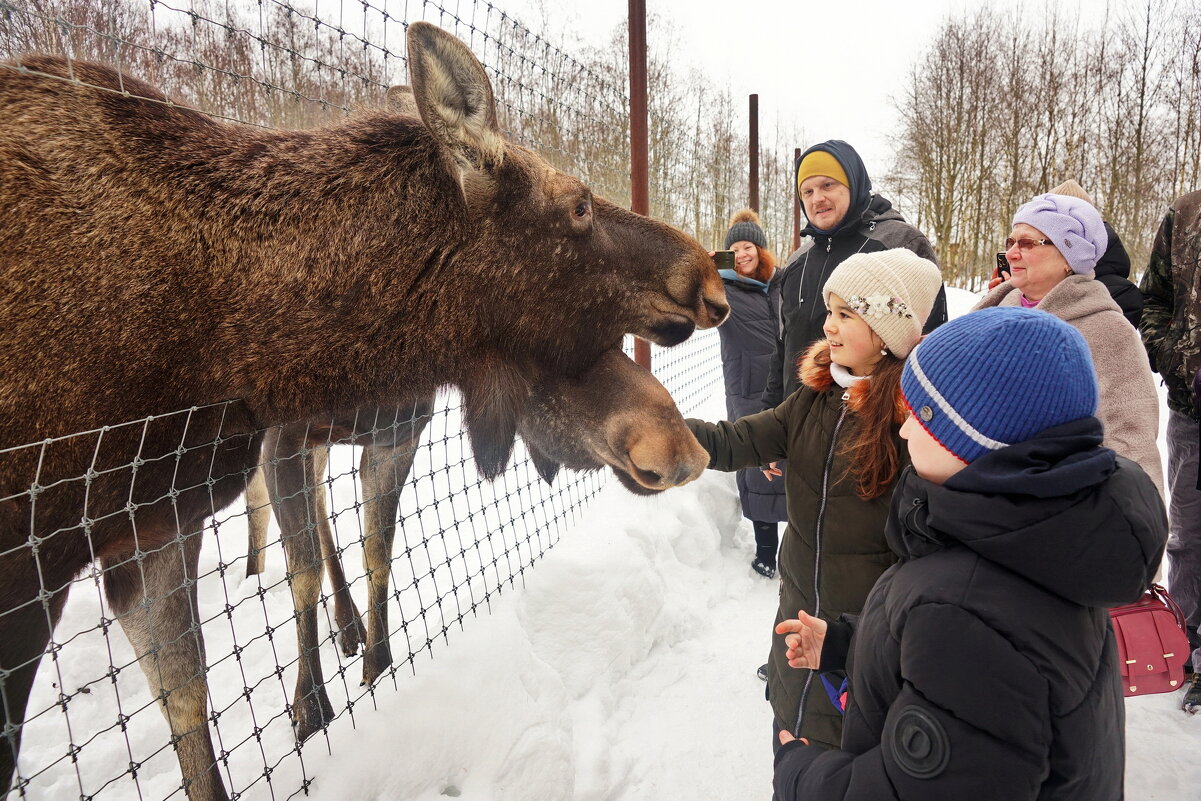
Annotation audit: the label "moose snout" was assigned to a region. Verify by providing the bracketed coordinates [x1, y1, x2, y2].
[622, 428, 709, 491]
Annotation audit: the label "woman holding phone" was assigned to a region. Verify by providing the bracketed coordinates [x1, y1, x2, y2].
[974, 192, 1163, 493]
[714, 209, 787, 579]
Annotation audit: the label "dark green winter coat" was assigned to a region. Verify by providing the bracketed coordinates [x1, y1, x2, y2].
[686, 346, 906, 749]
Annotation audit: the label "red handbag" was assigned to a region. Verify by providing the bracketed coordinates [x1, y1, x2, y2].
[1109, 584, 1191, 697]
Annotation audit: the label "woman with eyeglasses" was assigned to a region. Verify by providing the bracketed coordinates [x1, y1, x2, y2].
[973, 193, 1163, 494]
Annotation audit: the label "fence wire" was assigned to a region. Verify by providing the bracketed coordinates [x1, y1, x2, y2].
[0, 1, 727, 798]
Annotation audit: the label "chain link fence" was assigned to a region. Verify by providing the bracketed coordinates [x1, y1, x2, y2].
[0, 1, 726, 798]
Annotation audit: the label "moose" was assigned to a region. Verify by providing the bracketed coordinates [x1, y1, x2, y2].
[248, 342, 708, 734]
[245, 403, 435, 699]
[0, 20, 726, 801]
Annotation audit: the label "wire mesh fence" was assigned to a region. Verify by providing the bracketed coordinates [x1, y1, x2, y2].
[0, 1, 728, 798]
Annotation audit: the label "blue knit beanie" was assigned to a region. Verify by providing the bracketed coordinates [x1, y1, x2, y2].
[901, 308, 1098, 463]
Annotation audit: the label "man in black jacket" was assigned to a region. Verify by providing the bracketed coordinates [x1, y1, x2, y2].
[772, 308, 1167, 801]
[762, 140, 947, 407]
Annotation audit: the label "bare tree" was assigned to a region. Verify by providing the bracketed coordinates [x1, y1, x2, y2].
[887, 0, 1198, 283]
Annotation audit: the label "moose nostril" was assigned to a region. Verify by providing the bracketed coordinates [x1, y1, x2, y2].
[704, 298, 730, 326]
[670, 460, 701, 486]
[635, 467, 663, 486]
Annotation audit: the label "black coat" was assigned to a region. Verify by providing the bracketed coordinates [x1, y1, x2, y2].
[716, 271, 788, 523]
[764, 140, 947, 406]
[1094, 222, 1142, 329]
[773, 418, 1168, 801]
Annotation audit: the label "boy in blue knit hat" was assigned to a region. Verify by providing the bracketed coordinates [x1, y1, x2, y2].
[771, 307, 1167, 801]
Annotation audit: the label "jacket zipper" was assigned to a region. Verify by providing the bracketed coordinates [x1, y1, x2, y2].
[797, 228, 876, 335]
[793, 392, 849, 736]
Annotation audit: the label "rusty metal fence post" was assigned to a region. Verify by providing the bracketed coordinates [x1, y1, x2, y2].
[749, 94, 759, 212]
[629, 0, 651, 370]
[792, 146, 802, 252]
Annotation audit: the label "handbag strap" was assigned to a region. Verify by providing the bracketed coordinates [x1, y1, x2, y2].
[1146, 583, 1189, 630]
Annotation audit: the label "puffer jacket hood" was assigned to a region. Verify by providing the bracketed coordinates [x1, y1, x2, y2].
[889, 417, 1165, 608]
[1094, 221, 1131, 280]
[797, 140, 872, 237]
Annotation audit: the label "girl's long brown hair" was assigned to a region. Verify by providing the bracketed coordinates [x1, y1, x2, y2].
[805, 344, 907, 500]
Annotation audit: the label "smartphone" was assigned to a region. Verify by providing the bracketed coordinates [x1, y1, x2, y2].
[995, 252, 1010, 280]
[712, 250, 736, 270]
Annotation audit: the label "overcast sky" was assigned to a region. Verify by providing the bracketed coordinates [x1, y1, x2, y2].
[501, 0, 1126, 186]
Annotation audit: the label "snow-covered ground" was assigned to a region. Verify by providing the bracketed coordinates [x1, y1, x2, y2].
[16, 286, 1199, 799]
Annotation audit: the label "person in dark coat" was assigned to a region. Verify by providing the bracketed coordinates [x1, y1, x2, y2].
[1141, 188, 1201, 714]
[716, 209, 788, 578]
[688, 249, 944, 751]
[762, 140, 948, 409]
[1191, 363, 1201, 713]
[1093, 221, 1143, 327]
[772, 307, 1168, 801]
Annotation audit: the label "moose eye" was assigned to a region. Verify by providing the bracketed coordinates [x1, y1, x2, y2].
[574, 199, 591, 218]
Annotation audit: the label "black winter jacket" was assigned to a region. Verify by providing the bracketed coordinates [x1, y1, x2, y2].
[763, 141, 947, 407]
[773, 418, 1168, 801]
[1094, 222, 1142, 329]
[717, 270, 788, 523]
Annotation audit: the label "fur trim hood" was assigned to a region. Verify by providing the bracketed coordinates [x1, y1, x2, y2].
[797, 340, 907, 423]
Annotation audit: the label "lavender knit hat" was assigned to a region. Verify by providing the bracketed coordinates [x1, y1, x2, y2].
[1012, 193, 1108, 275]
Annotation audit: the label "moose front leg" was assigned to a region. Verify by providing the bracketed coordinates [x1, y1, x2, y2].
[104, 535, 228, 801]
[307, 445, 364, 658]
[358, 408, 428, 686]
[263, 428, 334, 743]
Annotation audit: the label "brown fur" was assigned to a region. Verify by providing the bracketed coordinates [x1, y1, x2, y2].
[248, 350, 709, 739]
[798, 342, 907, 500]
[0, 22, 724, 800]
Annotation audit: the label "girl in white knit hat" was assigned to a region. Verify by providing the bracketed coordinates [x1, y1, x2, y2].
[686, 248, 943, 754]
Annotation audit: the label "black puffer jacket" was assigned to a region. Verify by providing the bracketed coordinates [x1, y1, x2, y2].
[717, 270, 788, 523]
[763, 141, 947, 406]
[1094, 222, 1142, 328]
[773, 418, 1168, 801]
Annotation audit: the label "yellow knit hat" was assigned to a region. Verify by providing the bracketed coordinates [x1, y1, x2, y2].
[796, 150, 850, 195]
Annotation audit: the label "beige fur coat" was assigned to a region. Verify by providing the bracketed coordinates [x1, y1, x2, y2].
[975, 275, 1164, 495]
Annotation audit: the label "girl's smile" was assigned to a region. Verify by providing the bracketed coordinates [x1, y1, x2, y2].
[824, 293, 886, 376]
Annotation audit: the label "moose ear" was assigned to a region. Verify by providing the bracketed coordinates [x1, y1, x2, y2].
[461, 357, 530, 481]
[385, 85, 418, 116]
[406, 21, 504, 174]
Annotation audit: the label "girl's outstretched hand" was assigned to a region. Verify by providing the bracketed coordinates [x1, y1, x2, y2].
[775, 610, 827, 670]
[762, 461, 783, 481]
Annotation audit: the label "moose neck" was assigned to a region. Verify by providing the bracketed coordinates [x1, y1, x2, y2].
[135, 113, 597, 427]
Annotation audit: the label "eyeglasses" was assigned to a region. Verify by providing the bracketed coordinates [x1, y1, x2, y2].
[1004, 237, 1053, 251]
